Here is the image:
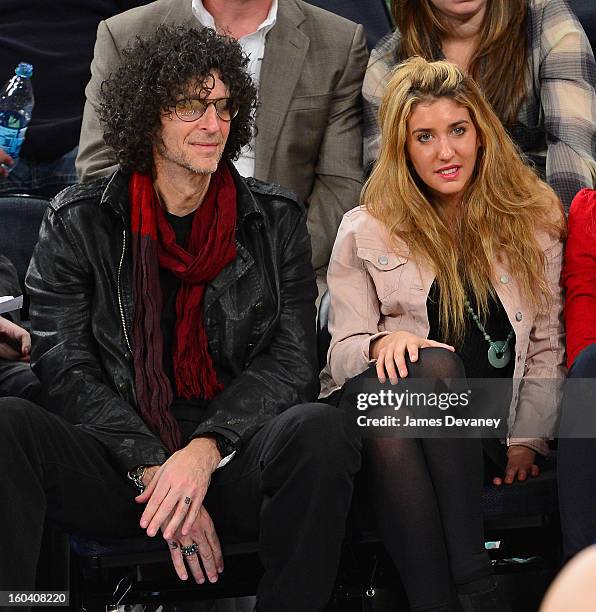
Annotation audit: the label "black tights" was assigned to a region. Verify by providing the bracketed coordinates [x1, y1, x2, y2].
[338, 348, 493, 612]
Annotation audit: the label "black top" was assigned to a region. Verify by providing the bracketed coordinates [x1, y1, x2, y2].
[426, 281, 516, 379]
[0, 1, 150, 161]
[159, 209, 208, 442]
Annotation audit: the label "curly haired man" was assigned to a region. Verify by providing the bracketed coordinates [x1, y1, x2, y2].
[76, 0, 369, 290]
[0, 26, 361, 611]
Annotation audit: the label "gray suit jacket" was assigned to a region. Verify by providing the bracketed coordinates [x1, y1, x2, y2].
[76, 0, 368, 269]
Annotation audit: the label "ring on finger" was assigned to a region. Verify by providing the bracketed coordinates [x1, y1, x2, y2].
[181, 542, 199, 557]
[184, 496, 192, 505]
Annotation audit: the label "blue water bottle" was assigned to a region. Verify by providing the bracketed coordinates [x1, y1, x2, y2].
[0, 63, 34, 171]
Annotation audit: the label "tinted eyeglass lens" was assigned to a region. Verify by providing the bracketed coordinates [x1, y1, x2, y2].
[175, 99, 201, 120]
[175, 98, 238, 122]
[214, 98, 236, 120]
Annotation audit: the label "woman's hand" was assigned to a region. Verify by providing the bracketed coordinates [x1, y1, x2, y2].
[370, 331, 455, 384]
[493, 445, 539, 485]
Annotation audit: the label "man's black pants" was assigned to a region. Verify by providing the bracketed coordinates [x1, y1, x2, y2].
[0, 359, 42, 405]
[0, 398, 361, 612]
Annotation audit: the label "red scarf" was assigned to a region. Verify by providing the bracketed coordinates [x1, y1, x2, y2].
[129, 165, 237, 453]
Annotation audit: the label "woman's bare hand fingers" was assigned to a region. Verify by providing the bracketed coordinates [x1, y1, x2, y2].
[373, 332, 456, 384]
[393, 342, 410, 379]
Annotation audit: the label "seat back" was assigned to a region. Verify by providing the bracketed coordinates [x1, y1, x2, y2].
[0, 195, 50, 317]
[304, 0, 393, 49]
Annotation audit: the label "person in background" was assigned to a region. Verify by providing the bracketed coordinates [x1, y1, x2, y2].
[76, 0, 368, 288]
[363, 0, 596, 211]
[321, 57, 566, 611]
[0, 0, 150, 197]
[0, 254, 42, 403]
[540, 545, 596, 612]
[558, 188, 596, 560]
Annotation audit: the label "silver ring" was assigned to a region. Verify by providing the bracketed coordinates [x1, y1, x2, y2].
[184, 496, 192, 505]
[181, 542, 198, 557]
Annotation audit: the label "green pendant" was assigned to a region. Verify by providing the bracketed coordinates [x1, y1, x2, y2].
[488, 341, 511, 368]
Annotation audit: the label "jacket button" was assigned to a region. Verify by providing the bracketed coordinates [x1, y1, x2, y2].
[254, 302, 264, 312]
[378, 255, 388, 265]
[247, 343, 255, 350]
[500, 274, 510, 284]
[124, 351, 132, 361]
[515, 312, 523, 321]
[118, 382, 128, 393]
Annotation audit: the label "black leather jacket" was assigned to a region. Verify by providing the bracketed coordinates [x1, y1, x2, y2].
[26, 166, 319, 473]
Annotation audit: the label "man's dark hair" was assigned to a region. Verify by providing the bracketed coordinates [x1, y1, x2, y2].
[98, 25, 258, 174]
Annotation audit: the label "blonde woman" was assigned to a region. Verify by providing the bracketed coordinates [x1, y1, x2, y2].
[321, 57, 566, 611]
[363, 0, 596, 210]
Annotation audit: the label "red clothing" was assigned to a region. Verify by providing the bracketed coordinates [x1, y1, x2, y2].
[562, 188, 596, 368]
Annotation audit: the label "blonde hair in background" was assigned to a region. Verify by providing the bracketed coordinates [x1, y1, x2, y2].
[362, 57, 565, 344]
[391, 0, 528, 127]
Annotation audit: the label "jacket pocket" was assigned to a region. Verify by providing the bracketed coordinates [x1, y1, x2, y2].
[357, 247, 407, 300]
[287, 92, 332, 112]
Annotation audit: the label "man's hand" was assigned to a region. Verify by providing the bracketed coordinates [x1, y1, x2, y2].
[0, 316, 30, 362]
[136, 437, 222, 540]
[0, 149, 13, 177]
[141, 465, 160, 488]
[166, 505, 224, 584]
[493, 445, 540, 485]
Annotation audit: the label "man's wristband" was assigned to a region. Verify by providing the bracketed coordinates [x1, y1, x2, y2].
[214, 434, 236, 459]
[127, 465, 146, 493]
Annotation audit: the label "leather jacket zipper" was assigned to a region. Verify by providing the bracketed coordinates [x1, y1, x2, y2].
[117, 228, 133, 353]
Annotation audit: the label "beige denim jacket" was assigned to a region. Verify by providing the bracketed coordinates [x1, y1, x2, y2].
[320, 207, 567, 455]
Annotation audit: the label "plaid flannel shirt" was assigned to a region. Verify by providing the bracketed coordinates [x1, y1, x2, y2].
[363, 0, 596, 210]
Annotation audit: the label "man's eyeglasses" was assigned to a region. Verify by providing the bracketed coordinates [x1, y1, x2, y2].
[173, 97, 238, 122]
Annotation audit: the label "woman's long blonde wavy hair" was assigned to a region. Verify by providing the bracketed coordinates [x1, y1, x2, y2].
[391, 0, 528, 127]
[362, 57, 565, 344]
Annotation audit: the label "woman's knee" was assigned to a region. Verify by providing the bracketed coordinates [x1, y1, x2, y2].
[346, 347, 465, 383]
[408, 347, 465, 379]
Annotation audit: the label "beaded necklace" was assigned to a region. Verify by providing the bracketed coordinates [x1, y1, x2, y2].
[464, 298, 515, 369]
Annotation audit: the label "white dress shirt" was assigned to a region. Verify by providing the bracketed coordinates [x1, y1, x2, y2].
[191, 0, 278, 178]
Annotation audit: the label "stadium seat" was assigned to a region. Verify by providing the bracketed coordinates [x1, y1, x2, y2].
[0, 194, 50, 318]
